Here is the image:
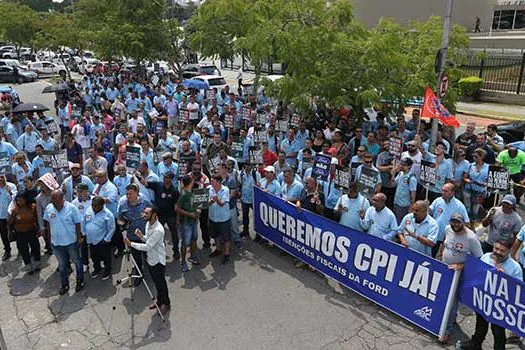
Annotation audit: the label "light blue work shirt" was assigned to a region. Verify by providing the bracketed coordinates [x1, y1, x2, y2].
[295, 130, 310, 149]
[141, 148, 157, 173]
[336, 194, 369, 231]
[157, 161, 179, 186]
[430, 158, 453, 194]
[481, 253, 523, 281]
[515, 224, 525, 266]
[464, 162, 489, 193]
[139, 171, 159, 202]
[398, 213, 439, 256]
[82, 207, 116, 245]
[62, 175, 95, 202]
[93, 180, 119, 215]
[394, 172, 417, 207]
[114, 174, 133, 196]
[16, 132, 40, 153]
[38, 137, 57, 151]
[31, 155, 52, 177]
[44, 202, 81, 246]
[453, 159, 471, 182]
[12, 161, 33, 190]
[240, 169, 261, 204]
[208, 185, 231, 223]
[322, 180, 343, 210]
[429, 197, 470, 241]
[281, 179, 304, 201]
[126, 97, 141, 112]
[0, 183, 16, 219]
[106, 88, 120, 102]
[260, 178, 281, 196]
[280, 138, 300, 167]
[0, 141, 17, 158]
[360, 206, 398, 241]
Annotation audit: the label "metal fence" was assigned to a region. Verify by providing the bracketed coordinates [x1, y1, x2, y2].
[461, 51, 525, 94]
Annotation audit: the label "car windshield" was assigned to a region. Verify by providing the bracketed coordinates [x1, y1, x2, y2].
[200, 66, 217, 75]
[208, 78, 226, 86]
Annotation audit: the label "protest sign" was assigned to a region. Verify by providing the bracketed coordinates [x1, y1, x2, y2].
[243, 108, 252, 120]
[253, 129, 267, 144]
[254, 188, 459, 337]
[177, 160, 189, 179]
[487, 165, 509, 193]
[231, 138, 244, 160]
[276, 119, 289, 133]
[357, 166, 380, 199]
[350, 162, 360, 181]
[53, 150, 69, 170]
[205, 89, 216, 100]
[0, 152, 11, 174]
[419, 160, 437, 188]
[334, 166, 350, 192]
[71, 105, 82, 119]
[290, 114, 301, 127]
[210, 155, 222, 171]
[389, 136, 403, 159]
[312, 154, 332, 181]
[459, 256, 525, 337]
[256, 114, 267, 126]
[148, 108, 159, 119]
[45, 119, 59, 135]
[224, 114, 234, 129]
[301, 161, 313, 174]
[178, 109, 189, 124]
[192, 188, 210, 209]
[151, 75, 160, 86]
[249, 146, 263, 165]
[125, 146, 141, 169]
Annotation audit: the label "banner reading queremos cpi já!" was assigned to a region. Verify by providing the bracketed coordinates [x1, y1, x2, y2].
[253, 187, 459, 337]
[459, 256, 525, 337]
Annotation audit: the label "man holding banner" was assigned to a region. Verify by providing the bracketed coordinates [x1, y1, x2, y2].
[397, 200, 438, 256]
[359, 193, 397, 241]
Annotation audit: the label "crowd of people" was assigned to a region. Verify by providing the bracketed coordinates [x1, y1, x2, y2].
[1, 67, 525, 347]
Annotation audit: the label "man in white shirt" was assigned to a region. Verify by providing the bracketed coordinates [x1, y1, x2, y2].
[187, 95, 200, 122]
[124, 206, 170, 315]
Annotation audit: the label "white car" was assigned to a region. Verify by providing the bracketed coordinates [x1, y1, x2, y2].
[191, 75, 228, 91]
[37, 50, 56, 61]
[146, 61, 169, 74]
[27, 61, 67, 77]
[0, 59, 27, 70]
[79, 58, 100, 74]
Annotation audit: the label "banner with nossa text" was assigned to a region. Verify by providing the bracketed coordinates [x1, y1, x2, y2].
[254, 187, 458, 337]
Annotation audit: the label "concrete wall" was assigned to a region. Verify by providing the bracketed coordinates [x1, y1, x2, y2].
[351, 0, 496, 32]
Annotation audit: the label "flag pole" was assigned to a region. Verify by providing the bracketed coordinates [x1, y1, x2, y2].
[429, 0, 454, 153]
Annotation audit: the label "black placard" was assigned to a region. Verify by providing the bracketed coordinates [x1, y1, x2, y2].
[312, 154, 332, 181]
[419, 160, 437, 188]
[126, 146, 141, 169]
[357, 166, 380, 199]
[487, 165, 509, 193]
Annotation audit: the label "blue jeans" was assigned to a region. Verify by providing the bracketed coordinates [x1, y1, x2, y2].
[53, 242, 83, 287]
[180, 223, 198, 248]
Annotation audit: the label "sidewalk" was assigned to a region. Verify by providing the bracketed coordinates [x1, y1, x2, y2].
[456, 101, 525, 121]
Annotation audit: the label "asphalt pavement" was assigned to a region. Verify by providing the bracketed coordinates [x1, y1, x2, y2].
[0, 77, 520, 350]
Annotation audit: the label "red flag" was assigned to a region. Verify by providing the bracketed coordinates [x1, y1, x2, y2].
[421, 86, 460, 127]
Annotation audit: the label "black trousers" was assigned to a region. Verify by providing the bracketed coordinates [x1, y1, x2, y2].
[148, 263, 170, 306]
[90, 241, 111, 273]
[242, 202, 252, 234]
[80, 239, 89, 265]
[0, 219, 10, 253]
[199, 208, 210, 245]
[112, 219, 124, 251]
[382, 186, 395, 210]
[159, 216, 178, 251]
[472, 313, 506, 350]
[16, 229, 40, 265]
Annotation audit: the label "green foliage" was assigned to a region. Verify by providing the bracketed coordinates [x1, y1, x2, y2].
[459, 76, 483, 96]
[0, 3, 39, 50]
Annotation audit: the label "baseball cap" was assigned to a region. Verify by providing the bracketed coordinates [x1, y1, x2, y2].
[263, 165, 275, 173]
[502, 194, 517, 206]
[70, 163, 81, 170]
[76, 183, 89, 191]
[449, 213, 465, 223]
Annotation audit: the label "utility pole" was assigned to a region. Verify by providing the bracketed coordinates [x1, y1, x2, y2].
[429, 0, 453, 153]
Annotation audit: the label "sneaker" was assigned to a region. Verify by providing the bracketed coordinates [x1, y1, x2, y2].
[181, 261, 189, 272]
[221, 255, 231, 265]
[91, 269, 101, 279]
[202, 242, 211, 249]
[234, 240, 242, 249]
[209, 249, 222, 258]
[101, 271, 111, 280]
[59, 285, 69, 295]
[1, 251, 11, 261]
[172, 251, 181, 261]
[460, 340, 482, 350]
[75, 281, 85, 292]
[188, 256, 200, 265]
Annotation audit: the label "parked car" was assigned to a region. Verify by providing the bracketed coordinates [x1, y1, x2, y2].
[494, 121, 525, 144]
[182, 63, 221, 79]
[37, 50, 56, 61]
[0, 46, 15, 55]
[146, 61, 169, 74]
[0, 66, 37, 83]
[79, 58, 100, 74]
[27, 61, 67, 77]
[190, 75, 228, 91]
[0, 59, 27, 70]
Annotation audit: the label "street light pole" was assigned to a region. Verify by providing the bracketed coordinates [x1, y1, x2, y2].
[429, 0, 453, 153]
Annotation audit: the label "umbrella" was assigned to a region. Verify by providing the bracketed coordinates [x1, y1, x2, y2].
[12, 103, 49, 114]
[42, 83, 70, 93]
[182, 79, 209, 90]
[0, 86, 13, 94]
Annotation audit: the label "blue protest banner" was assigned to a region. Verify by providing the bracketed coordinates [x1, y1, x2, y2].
[253, 187, 458, 337]
[459, 255, 525, 336]
[312, 154, 331, 181]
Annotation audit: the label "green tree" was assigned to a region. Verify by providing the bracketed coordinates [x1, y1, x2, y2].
[0, 3, 39, 58]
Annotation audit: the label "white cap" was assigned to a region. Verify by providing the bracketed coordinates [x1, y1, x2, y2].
[331, 157, 339, 165]
[263, 165, 275, 173]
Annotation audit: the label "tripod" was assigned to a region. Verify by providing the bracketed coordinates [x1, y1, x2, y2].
[107, 248, 165, 334]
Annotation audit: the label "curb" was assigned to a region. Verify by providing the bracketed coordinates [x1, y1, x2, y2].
[456, 109, 524, 122]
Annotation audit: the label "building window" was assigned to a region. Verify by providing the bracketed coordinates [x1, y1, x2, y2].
[499, 10, 516, 29]
[514, 10, 525, 29]
[493, 10, 501, 29]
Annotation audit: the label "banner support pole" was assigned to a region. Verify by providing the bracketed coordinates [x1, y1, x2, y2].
[438, 270, 461, 339]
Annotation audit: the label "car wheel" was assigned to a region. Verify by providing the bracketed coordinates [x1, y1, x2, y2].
[59, 70, 66, 77]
